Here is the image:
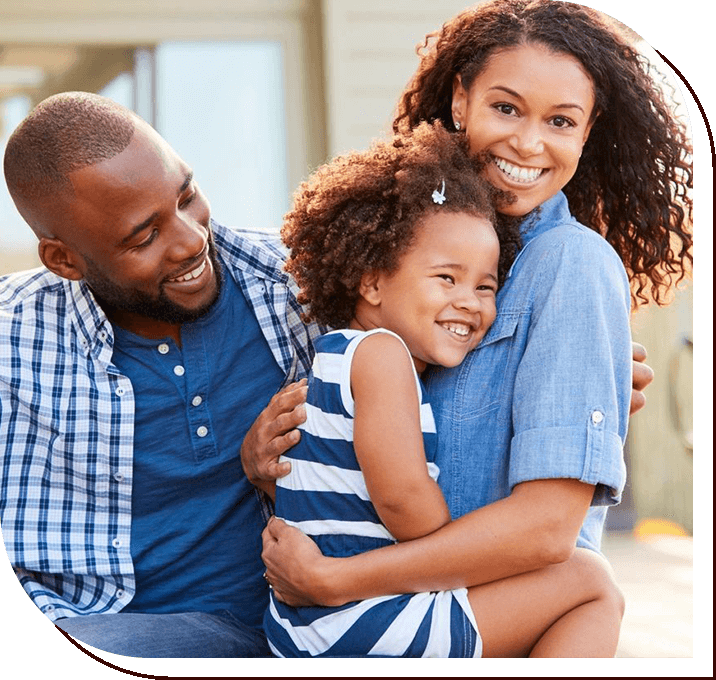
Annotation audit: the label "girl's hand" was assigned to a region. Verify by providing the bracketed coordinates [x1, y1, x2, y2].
[630, 342, 654, 415]
[262, 516, 339, 607]
[240, 379, 308, 497]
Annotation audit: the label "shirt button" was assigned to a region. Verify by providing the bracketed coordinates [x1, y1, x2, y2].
[112, 538, 122, 548]
[197, 425, 208, 438]
[116, 590, 125, 599]
[192, 395, 203, 407]
[113, 471, 125, 483]
[99, 330, 108, 341]
[115, 387, 125, 397]
[158, 343, 170, 354]
[174, 365, 185, 376]
[43, 604, 55, 613]
[592, 411, 604, 425]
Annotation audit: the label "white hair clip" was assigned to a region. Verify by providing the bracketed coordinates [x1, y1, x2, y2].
[432, 180, 446, 205]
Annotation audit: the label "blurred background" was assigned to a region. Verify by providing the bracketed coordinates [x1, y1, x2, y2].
[0, 0, 700, 662]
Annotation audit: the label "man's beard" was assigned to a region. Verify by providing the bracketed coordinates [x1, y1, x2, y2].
[84, 235, 224, 326]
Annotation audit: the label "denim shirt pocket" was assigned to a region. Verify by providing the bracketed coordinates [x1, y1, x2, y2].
[454, 311, 521, 420]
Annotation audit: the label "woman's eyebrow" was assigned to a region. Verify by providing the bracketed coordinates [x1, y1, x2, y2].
[489, 85, 586, 113]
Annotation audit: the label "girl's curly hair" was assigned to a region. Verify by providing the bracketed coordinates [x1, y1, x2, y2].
[282, 122, 519, 328]
[394, 0, 693, 307]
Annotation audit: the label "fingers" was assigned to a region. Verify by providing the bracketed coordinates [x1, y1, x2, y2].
[265, 515, 288, 539]
[265, 383, 308, 436]
[632, 358, 654, 392]
[629, 388, 647, 416]
[629, 342, 654, 416]
[631, 342, 647, 364]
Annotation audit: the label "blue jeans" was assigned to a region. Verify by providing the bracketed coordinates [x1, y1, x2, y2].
[55, 610, 272, 658]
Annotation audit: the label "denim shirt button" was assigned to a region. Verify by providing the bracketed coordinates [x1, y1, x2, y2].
[591, 410, 604, 425]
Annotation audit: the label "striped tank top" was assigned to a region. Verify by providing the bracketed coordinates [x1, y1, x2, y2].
[264, 329, 481, 657]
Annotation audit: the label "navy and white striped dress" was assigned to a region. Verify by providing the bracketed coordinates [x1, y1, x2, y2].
[264, 328, 481, 658]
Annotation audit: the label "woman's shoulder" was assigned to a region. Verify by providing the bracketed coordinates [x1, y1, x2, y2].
[518, 218, 625, 277]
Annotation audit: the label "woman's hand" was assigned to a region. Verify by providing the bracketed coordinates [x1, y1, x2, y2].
[240, 379, 308, 498]
[630, 342, 654, 415]
[262, 517, 339, 607]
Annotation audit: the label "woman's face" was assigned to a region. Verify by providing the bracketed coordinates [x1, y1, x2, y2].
[452, 43, 596, 217]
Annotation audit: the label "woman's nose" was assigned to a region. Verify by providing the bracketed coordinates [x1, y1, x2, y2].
[510, 119, 544, 157]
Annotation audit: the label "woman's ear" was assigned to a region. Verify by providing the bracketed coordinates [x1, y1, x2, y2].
[452, 73, 467, 129]
[358, 270, 382, 307]
[38, 238, 85, 281]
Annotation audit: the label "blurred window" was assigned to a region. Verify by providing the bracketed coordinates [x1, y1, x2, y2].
[154, 41, 289, 233]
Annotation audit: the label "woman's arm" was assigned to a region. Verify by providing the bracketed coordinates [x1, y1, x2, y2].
[262, 477, 594, 606]
[351, 333, 450, 542]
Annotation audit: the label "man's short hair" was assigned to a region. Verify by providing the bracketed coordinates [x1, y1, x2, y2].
[4, 91, 136, 203]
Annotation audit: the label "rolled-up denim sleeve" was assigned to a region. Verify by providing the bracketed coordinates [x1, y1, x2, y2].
[508, 228, 631, 505]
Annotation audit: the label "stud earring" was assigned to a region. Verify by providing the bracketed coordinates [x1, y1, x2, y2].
[454, 121, 461, 131]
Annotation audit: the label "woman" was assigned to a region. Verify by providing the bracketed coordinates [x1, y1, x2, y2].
[248, 0, 692, 657]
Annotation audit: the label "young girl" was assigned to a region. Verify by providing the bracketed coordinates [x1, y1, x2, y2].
[264, 122, 623, 658]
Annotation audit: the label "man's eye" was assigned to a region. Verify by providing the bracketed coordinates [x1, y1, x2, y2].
[180, 192, 196, 209]
[134, 229, 158, 249]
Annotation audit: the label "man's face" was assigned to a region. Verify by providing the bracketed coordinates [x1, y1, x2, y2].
[58, 122, 220, 330]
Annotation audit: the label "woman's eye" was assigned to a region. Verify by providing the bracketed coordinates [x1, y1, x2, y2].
[495, 103, 517, 116]
[551, 116, 576, 128]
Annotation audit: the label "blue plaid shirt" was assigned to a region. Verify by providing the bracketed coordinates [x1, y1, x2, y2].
[0, 220, 322, 621]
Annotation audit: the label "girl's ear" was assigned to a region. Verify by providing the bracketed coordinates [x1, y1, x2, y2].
[358, 270, 382, 306]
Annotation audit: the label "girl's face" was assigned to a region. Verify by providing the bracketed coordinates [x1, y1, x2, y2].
[354, 210, 499, 374]
[452, 43, 596, 217]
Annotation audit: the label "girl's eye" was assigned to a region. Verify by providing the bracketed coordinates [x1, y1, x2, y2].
[438, 274, 455, 284]
[477, 284, 497, 293]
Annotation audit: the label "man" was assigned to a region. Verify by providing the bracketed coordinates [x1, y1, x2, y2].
[0, 92, 318, 657]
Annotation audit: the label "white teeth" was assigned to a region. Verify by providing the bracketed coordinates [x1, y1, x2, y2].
[494, 158, 543, 183]
[170, 259, 206, 283]
[441, 322, 470, 337]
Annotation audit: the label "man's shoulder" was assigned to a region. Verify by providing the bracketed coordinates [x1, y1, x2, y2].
[212, 220, 287, 280]
[0, 267, 67, 316]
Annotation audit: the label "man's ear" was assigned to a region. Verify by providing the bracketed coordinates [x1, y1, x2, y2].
[38, 238, 85, 281]
[358, 271, 382, 307]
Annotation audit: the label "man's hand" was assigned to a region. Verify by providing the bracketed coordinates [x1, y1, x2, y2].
[262, 516, 337, 607]
[240, 379, 308, 497]
[630, 342, 654, 415]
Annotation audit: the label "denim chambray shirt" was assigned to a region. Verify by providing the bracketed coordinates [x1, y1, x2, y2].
[423, 192, 631, 553]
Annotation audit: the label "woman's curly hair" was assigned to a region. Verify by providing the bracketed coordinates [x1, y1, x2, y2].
[282, 122, 519, 328]
[394, 0, 693, 307]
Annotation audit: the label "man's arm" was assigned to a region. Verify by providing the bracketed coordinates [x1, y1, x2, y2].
[262, 478, 594, 607]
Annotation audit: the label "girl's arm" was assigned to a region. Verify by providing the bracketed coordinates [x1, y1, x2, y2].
[351, 332, 450, 542]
